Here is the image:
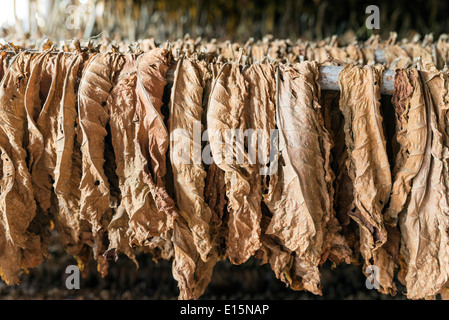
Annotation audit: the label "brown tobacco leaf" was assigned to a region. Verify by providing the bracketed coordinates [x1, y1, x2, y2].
[24, 52, 87, 268]
[243, 63, 313, 285]
[54, 53, 89, 259]
[78, 52, 125, 267]
[403, 43, 434, 66]
[169, 57, 230, 299]
[207, 63, 262, 265]
[27, 53, 86, 254]
[250, 44, 266, 62]
[106, 207, 136, 266]
[0, 52, 41, 284]
[345, 44, 365, 65]
[102, 54, 139, 265]
[99, 51, 170, 257]
[259, 195, 310, 292]
[172, 217, 218, 300]
[256, 205, 292, 289]
[386, 69, 427, 225]
[0, 52, 12, 82]
[437, 38, 449, 70]
[28, 53, 70, 215]
[398, 70, 449, 299]
[202, 67, 227, 250]
[312, 47, 329, 64]
[361, 48, 376, 65]
[131, 48, 177, 244]
[243, 63, 277, 193]
[141, 230, 174, 262]
[22, 51, 56, 262]
[327, 46, 349, 63]
[24, 51, 52, 192]
[240, 62, 279, 263]
[338, 64, 395, 294]
[265, 62, 349, 294]
[320, 91, 360, 263]
[384, 45, 411, 69]
[169, 57, 213, 261]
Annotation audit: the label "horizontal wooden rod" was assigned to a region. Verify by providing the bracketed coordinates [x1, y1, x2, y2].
[318, 66, 395, 95]
[166, 65, 395, 95]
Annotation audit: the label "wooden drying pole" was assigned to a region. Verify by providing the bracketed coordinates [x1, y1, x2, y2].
[318, 66, 395, 95]
[315, 50, 394, 95]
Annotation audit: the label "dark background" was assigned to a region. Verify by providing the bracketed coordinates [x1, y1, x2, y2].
[8, 0, 449, 43]
[0, 242, 406, 300]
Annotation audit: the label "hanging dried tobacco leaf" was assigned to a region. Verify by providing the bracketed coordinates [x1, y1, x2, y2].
[172, 216, 218, 300]
[264, 62, 349, 294]
[101, 53, 139, 265]
[131, 49, 177, 246]
[53, 52, 90, 265]
[384, 45, 411, 69]
[398, 69, 449, 299]
[321, 90, 360, 263]
[168, 57, 220, 299]
[25, 52, 92, 269]
[386, 69, 427, 225]
[207, 63, 262, 265]
[78, 51, 125, 272]
[169, 57, 213, 261]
